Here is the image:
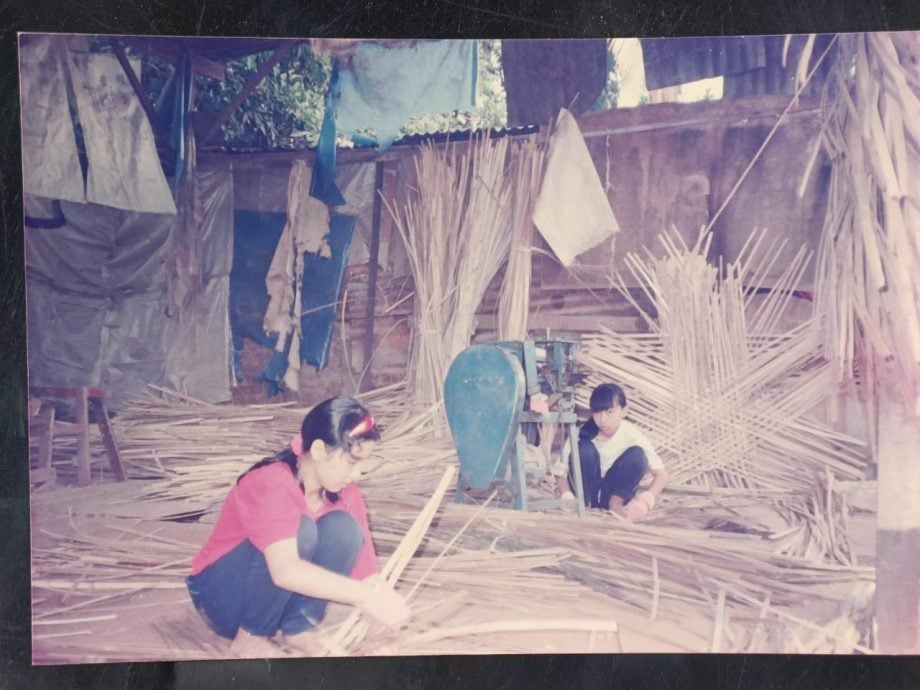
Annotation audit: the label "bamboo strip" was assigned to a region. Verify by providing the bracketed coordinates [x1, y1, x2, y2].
[323, 466, 457, 655]
[402, 618, 620, 648]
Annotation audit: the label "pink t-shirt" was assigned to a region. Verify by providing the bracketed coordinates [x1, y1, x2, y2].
[190, 461, 379, 579]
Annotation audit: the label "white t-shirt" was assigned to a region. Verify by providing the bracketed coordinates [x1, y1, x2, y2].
[554, 420, 664, 478]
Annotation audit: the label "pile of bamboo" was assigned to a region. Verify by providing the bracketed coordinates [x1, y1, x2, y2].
[814, 32, 920, 416]
[581, 228, 868, 491]
[577, 227, 869, 562]
[30, 466, 875, 658]
[30, 386, 875, 656]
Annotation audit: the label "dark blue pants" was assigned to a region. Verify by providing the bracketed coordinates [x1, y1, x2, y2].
[577, 440, 648, 509]
[187, 511, 364, 638]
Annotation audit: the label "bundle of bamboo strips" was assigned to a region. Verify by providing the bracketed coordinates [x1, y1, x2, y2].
[383, 134, 514, 415]
[496, 133, 548, 341]
[814, 32, 920, 417]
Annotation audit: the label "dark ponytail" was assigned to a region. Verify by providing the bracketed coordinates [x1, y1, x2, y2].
[238, 397, 381, 497]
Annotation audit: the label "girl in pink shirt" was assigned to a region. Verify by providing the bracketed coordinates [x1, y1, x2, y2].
[187, 396, 409, 657]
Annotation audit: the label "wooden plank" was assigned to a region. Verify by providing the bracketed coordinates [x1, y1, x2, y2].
[31, 386, 108, 399]
[876, 372, 920, 653]
[475, 313, 641, 334]
[190, 54, 227, 82]
[121, 38, 229, 81]
[30, 466, 57, 486]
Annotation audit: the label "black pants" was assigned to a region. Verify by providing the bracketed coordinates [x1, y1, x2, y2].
[187, 512, 364, 639]
[577, 440, 648, 509]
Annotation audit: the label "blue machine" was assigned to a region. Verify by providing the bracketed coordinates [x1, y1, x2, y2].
[444, 340, 586, 517]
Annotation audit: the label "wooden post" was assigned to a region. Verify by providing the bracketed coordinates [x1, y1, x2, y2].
[33, 402, 57, 486]
[875, 366, 920, 653]
[111, 39, 166, 147]
[360, 161, 385, 393]
[74, 387, 91, 486]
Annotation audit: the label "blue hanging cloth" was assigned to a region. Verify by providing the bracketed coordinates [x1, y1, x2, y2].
[310, 61, 346, 206]
[229, 210, 286, 395]
[299, 213, 355, 369]
[335, 40, 478, 151]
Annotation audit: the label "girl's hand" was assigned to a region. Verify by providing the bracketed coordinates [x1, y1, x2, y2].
[358, 583, 411, 627]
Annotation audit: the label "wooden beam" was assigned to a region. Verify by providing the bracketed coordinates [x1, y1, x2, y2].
[474, 313, 642, 334]
[111, 39, 167, 146]
[202, 41, 298, 145]
[35, 402, 55, 479]
[121, 38, 227, 81]
[190, 54, 226, 81]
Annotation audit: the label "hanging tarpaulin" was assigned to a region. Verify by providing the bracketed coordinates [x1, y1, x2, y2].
[502, 39, 607, 128]
[532, 109, 619, 266]
[335, 40, 477, 150]
[64, 40, 177, 215]
[336, 161, 378, 265]
[229, 210, 286, 393]
[311, 63, 346, 206]
[264, 160, 332, 391]
[230, 209, 354, 395]
[299, 213, 355, 370]
[25, 168, 234, 407]
[19, 35, 85, 203]
[163, 168, 235, 404]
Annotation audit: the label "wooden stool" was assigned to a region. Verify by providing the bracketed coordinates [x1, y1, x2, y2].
[30, 386, 127, 486]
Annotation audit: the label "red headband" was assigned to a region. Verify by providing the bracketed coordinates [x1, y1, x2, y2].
[349, 413, 375, 438]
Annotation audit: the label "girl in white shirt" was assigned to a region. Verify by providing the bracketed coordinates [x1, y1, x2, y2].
[555, 383, 668, 521]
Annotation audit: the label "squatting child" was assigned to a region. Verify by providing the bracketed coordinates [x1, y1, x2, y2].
[553, 382, 668, 521]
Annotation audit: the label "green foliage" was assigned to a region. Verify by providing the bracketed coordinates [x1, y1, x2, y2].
[197, 40, 507, 150]
[140, 40, 510, 151]
[194, 45, 331, 151]
[589, 42, 619, 111]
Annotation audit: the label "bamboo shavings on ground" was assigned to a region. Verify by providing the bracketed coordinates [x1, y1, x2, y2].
[30, 382, 877, 659]
[30, 464, 876, 658]
[362, 498, 875, 654]
[102, 387, 308, 480]
[815, 32, 920, 415]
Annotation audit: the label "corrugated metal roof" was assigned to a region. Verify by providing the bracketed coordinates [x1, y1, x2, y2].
[641, 36, 767, 91]
[388, 123, 539, 148]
